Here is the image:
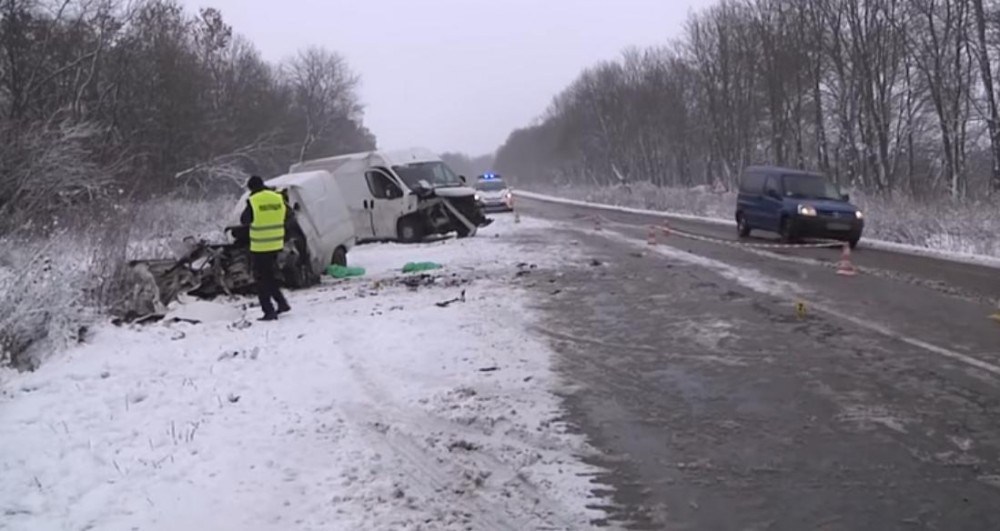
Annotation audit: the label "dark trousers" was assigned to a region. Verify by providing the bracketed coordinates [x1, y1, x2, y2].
[251, 251, 289, 316]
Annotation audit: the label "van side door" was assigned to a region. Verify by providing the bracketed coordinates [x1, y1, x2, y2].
[364, 167, 407, 239]
[760, 174, 784, 232]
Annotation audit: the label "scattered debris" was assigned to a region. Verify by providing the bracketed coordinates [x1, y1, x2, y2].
[164, 299, 243, 324]
[217, 350, 240, 361]
[436, 290, 467, 308]
[228, 319, 252, 331]
[590, 259, 604, 267]
[447, 439, 481, 452]
[227, 393, 240, 404]
[478, 366, 499, 372]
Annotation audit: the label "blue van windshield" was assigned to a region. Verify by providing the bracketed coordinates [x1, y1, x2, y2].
[782, 175, 842, 200]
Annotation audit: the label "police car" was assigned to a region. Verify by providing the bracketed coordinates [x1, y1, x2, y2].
[474, 173, 513, 212]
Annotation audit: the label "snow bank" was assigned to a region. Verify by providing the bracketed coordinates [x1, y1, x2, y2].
[0, 215, 611, 530]
[0, 196, 235, 371]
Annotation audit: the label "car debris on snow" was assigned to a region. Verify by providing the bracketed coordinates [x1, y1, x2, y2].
[435, 290, 467, 307]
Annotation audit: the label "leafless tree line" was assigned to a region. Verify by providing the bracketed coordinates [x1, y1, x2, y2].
[0, 0, 375, 234]
[439, 152, 495, 180]
[495, 0, 1000, 201]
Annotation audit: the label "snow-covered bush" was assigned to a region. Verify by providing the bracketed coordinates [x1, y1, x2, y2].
[0, 196, 234, 371]
[527, 182, 1000, 258]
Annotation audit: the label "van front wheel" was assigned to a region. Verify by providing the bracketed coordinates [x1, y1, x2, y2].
[397, 217, 424, 243]
[331, 246, 347, 267]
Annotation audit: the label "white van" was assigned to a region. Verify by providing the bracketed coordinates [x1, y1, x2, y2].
[289, 147, 491, 243]
[228, 170, 356, 287]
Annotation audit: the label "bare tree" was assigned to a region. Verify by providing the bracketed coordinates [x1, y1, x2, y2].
[283, 47, 363, 163]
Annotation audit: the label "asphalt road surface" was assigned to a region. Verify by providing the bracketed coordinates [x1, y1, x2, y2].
[511, 195, 1000, 530]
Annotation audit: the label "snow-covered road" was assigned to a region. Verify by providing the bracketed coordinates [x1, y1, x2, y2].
[0, 217, 609, 531]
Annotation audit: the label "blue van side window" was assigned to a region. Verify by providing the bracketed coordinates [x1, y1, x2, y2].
[740, 172, 765, 193]
[764, 175, 780, 196]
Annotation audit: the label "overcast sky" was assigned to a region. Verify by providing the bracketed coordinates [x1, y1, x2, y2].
[181, 0, 713, 156]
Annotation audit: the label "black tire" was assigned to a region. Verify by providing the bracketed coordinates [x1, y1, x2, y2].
[848, 237, 860, 250]
[331, 246, 347, 267]
[282, 233, 315, 289]
[397, 216, 424, 243]
[455, 223, 472, 238]
[737, 213, 751, 238]
[779, 217, 796, 243]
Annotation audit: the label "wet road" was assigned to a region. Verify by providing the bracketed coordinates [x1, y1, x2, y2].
[512, 195, 1000, 530]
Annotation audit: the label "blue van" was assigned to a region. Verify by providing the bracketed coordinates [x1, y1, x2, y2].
[735, 166, 864, 248]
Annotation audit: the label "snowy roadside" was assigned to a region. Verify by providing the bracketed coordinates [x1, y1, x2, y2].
[0, 216, 611, 531]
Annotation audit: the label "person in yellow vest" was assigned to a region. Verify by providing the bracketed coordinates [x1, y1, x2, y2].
[240, 175, 291, 321]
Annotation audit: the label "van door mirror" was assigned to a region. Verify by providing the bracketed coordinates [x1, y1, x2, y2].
[766, 188, 781, 200]
[841, 193, 850, 202]
[459, 175, 467, 184]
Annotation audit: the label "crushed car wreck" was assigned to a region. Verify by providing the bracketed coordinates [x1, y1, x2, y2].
[124, 171, 356, 320]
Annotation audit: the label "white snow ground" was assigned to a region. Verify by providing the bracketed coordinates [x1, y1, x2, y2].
[0, 216, 610, 531]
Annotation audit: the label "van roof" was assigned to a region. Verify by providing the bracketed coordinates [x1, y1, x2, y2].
[290, 147, 440, 172]
[745, 165, 824, 178]
[264, 170, 332, 195]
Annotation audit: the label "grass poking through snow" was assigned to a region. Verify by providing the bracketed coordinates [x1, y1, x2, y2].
[0, 196, 235, 372]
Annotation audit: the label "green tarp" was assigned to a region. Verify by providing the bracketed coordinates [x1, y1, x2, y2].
[326, 264, 366, 278]
[402, 262, 442, 273]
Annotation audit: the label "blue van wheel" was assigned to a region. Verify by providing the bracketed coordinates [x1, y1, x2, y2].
[779, 217, 796, 243]
[737, 214, 751, 238]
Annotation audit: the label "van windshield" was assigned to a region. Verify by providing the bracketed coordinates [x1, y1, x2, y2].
[782, 175, 842, 200]
[392, 162, 463, 189]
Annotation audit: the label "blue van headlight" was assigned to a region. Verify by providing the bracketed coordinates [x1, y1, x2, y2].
[855, 210, 864, 220]
[797, 204, 817, 217]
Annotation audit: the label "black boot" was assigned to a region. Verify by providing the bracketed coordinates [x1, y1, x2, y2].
[258, 313, 278, 322]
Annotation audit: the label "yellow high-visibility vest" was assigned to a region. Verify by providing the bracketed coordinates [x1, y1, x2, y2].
[249, 190, 286, 253]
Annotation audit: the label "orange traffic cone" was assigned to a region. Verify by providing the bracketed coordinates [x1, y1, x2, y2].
[836, 243, 857, 276]
[593, 216, 602, 231]
[647, 225, 658, 245]
[514, 209, 521, 224]
[662, 220, 672, 238]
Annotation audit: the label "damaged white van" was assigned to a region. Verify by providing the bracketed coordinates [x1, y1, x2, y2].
[289, 148, 492, 243]
[227, 170, 356, 287]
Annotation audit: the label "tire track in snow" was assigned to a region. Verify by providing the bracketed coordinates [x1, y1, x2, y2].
[340, 346, 591, 531]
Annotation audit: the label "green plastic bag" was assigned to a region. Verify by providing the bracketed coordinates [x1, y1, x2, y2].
[327, 264, 366, 278]
[402, 262, 442, 273]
